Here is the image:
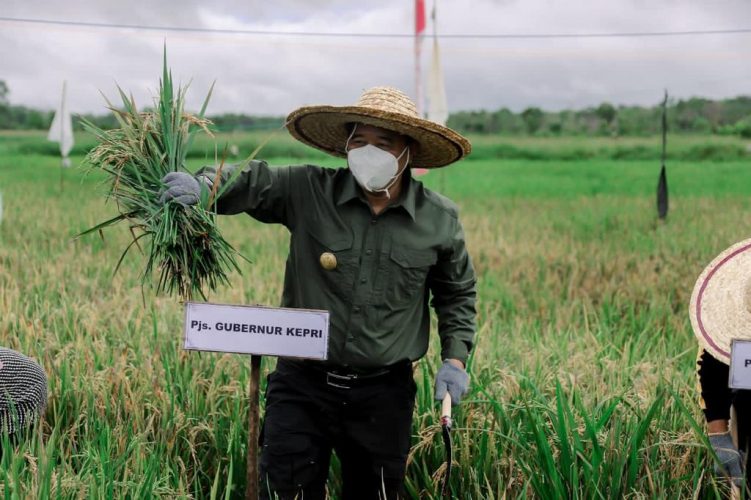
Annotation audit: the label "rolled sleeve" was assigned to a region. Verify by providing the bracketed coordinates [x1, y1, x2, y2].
[195, 160, 295, 227]
[428, 216, 477, 364]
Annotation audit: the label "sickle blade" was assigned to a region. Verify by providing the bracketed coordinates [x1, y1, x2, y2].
[441, 418, 453, 497]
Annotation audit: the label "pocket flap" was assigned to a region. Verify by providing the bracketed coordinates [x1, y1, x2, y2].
[389, 248, 436, 268]
[306, 227, 353, 252]
[264, 433, 310, 455]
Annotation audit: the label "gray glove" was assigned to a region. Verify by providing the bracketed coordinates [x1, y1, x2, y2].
[434, 360, 469, 406]
[709, 432, 744, 487]
[159, 171, 206, 206]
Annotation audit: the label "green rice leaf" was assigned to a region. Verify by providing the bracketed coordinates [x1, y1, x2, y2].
[82, 47, 245, 300]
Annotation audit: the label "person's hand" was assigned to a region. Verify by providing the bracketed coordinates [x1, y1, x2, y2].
[709, 431, 744, 486]
[434, 359, 469, 406]
[159, 172, 203, 206]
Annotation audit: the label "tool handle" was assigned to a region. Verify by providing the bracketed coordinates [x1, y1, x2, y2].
[442, 393, 452, 419]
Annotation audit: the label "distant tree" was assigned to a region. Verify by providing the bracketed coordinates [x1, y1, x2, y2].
[596, 102, 617, 126]
[702, 101, 723, 129]
[736, 118, 751, 139]
[521, 107, 544, 135]
[691, 116, 712, 134]
[493, 108, 524, 135]
[0, 80, 8, 105]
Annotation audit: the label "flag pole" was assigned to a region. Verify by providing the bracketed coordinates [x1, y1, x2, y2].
[415, 40, 422, 118]
[60, 81, 66, 192]
[431, 1, 447, 194]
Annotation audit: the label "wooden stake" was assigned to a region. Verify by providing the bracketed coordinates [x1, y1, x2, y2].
[245, 355, 262, 500]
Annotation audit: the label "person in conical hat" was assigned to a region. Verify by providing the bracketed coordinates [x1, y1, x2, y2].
[690, 238, 751, 490]
[160, 86, 476, 498]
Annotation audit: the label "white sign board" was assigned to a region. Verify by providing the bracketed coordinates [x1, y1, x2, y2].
[183, 302, 329, 360]
[729, 339, 751, 389]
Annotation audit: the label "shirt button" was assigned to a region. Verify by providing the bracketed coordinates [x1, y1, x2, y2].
[370, 219, 377, 225]
[360, 278, 367, 284]
[366, 249, 373, 255]
[353, 306, 361, 313]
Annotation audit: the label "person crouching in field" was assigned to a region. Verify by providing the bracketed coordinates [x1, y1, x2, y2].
[0, 347, 48, 442]
[160, 86, 477, 499]
[697, 348, 750, 489]
[690, 239, 751, 493]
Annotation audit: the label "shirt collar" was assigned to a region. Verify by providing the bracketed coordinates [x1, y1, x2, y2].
[336, 169, 418, 221]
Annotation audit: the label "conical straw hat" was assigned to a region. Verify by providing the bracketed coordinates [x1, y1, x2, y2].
[689, 238, 751, 364]
[286, 86, 471, 168]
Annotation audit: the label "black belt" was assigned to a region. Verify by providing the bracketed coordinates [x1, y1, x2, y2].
[278, 359, 410, 390]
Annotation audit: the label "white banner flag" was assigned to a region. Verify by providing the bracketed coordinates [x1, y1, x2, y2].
[427, 36, 448, 126]
[48, 81, 74, 165]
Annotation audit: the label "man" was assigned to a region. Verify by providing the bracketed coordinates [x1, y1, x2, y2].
[697, 348, 749, 489]
[161, 86, 476, 498]
[690, 238, 751, 491]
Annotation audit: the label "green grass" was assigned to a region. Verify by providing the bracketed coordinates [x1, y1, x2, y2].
[0, 132, 748, 497]
[3, 130, 750, 163]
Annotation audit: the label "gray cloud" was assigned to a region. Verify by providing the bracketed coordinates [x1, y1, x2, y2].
[1, 0, 749, 116]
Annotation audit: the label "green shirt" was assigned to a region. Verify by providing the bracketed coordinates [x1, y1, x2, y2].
[198, 161, 477, 369]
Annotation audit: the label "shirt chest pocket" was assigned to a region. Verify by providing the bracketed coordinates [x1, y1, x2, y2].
[305, 228, 358, 302]
[381, 248, 437, 306]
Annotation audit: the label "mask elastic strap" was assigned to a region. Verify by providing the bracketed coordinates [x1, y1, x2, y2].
[344, 124, 358, 153]
[378, 146, 410, 200]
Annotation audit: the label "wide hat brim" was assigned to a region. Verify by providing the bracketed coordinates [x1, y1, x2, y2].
[286, 105, 471, 169]
[689, 238, 751, 364]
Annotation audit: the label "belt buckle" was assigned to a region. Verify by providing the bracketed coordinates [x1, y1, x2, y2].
[326, 371, 356, 389]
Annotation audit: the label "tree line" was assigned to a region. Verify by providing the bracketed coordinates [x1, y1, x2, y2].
[447, 98, 751, 138]
[1, 80, 749, 137]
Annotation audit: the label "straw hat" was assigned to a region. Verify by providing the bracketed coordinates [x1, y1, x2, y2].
[286, 86, 471, 168]
[689, 238, 751, 364]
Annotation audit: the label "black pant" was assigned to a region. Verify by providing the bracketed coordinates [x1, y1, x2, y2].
[259, 359, 416, 500]
[733, 390, 751, 490]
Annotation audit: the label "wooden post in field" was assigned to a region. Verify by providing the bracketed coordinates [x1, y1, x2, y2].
[246, 355, 262, 500]
[183, 303, 329, 499]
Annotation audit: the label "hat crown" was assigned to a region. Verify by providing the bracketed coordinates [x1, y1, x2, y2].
[355, 86, 418, 119]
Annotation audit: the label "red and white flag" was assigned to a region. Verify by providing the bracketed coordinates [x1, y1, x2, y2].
[415, 0, 425, 117]
[415, 0, 426, 35]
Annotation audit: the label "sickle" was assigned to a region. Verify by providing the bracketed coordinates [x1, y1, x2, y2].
[441, 393, 453, 497]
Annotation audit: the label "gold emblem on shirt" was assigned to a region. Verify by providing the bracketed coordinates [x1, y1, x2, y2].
[320, 252, 337, 270]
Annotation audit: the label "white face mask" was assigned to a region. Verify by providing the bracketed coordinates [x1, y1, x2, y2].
[346, 127, 409, 198]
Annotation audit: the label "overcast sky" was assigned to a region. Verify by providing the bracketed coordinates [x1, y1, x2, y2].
[1, 0, 749, 116]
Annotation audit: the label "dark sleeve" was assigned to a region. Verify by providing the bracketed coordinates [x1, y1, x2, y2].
[194, 160, 297, 228]
[428, 215, 477, 364]
[697, 348, 732, 422]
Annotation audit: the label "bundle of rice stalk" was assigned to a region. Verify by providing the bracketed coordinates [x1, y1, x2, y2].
[81, 52, 244, 300]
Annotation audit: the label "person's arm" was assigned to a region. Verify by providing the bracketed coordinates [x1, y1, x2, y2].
[428, 215, 477, 366]
[195, 160, 296, 227]
[429, 215, 476, 406]
[697, 348, 743, 485]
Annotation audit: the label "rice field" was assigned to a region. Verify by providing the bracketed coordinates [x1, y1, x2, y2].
[1, 132, 750, 498]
